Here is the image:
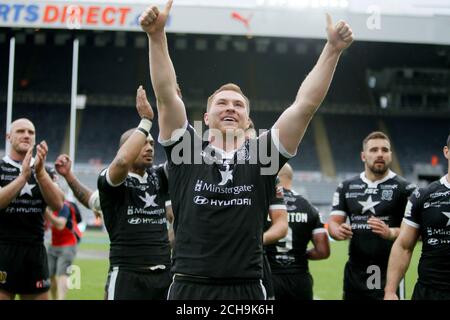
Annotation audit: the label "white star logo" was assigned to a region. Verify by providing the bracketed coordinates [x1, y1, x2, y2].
[358, 195, 381, 214]
[20, 182, 36, 197]
[442, 212, 450, 227]
[218, 165, 233, 186]
[138, 193, 158, 208]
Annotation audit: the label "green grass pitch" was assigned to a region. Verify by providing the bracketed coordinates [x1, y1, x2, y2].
[65, 231, 421, 300]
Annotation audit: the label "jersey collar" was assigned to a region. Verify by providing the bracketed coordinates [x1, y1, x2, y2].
[128, 171, 148, 184]
[210, 145, 237, 161]
[360, 170, 396, 188]
[2, 155, 35, 171]
[440, 175, 450, 189]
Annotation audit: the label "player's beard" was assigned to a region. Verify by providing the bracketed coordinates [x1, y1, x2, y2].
[368, 161, 389, 175]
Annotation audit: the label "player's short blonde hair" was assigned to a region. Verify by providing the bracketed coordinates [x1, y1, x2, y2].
[206, 83, 250, 114]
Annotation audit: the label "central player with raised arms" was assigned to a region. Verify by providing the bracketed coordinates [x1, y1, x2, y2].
[140, 0, 353, 299]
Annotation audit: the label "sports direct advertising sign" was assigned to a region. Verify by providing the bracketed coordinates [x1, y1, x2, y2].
[0, 1, 149, 30]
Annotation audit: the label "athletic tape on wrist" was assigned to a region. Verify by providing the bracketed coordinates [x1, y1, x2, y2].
[138, 118, 152, 135]
[136, 127, 148, 137]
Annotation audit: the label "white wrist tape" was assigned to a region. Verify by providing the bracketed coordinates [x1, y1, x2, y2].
[138, 118, 152, 135]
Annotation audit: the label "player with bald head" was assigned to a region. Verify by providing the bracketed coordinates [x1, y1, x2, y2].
[0, 118, 63, 300]
[266, 163, 330, 299]
[97, 87, 173, 300]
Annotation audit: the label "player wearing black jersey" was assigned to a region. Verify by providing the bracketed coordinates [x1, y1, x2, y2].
[385, 134, 450, 300]
[262, 179, 288, 300]
[328, 131, 415, 300]
[98, 87, 173, 300]
[0, 118, 64, 300]
[140, 0, 353, 299]
[266, 163, 330, 300]
[247, 120, 289, 300]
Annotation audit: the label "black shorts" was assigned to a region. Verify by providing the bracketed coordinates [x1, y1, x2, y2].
[343, 261, 405, 300]
[105, 266, 171, 300]
[272, 272, 313, 300]
[262, 253, 275, 300]
[167, 275, 267, 300]
[0, 242, 50, 294]
[412, 282, 450, 300]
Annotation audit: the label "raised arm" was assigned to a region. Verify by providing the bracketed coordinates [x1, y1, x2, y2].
[0, 147, 33, 209]
[55, 154, 93, 209]
[34, 141, 64, 212]
[384, 222, 420, 300]
[140, 0, 186, 141]
[108, 86, 154, 186]
[273, 14, 354, 155]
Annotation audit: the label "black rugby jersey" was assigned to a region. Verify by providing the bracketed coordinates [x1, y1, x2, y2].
[98, 165, 171, 268]
[266, 188, 326, 273]
[403, 176, 450, 290]
[331, 170, 415, 265]
[0, 156, 55, 244]
[160, 124, 292, 279]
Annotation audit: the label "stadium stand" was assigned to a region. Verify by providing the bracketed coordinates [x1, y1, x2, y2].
[10, 104, 69, 161]
[1, 31, 449, 222]
[323, 114, 379, 174]
[384, 116, 450, 175]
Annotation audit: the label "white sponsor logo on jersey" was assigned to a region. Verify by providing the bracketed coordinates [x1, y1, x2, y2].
[332, 192, 339, 206]
[430, 191, 450, 199]
[404, 201, 413, 217]
[380, 184, 398, 190]
[381, 190, 393, 201]
[193, 196, 209, 205]
[194, 180, 253, 195]
[138, 192, 158, 208]
[349, 184, 366, 190]
[365, 188, 378, 195]
[20, 182, 35, 197]
[443, 212, 450, 227]
[218, 165, 233, 186]
[1, 166, 16, 172]
[210, 198, 251, 206]
[193, 196, 252, 207]
[236, 147, 250, 161]
[128, 217, 142, 225]
[358, 195, 381, 214]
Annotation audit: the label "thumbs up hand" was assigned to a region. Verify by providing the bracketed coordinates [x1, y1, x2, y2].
[325, 13, 354, 52]
[140, 0, 173, 35]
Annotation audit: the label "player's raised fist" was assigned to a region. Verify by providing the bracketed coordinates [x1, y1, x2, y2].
[326, 13, 354, 52]
[140, 0, 173, 35]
